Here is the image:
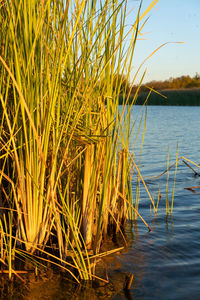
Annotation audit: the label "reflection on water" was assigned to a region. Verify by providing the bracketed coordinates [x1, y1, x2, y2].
[1, 106, 200, 299]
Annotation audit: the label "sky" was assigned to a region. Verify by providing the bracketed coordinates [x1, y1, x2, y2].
[127, 0, 200, 84]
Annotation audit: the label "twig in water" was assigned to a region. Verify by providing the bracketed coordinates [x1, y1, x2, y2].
[183, 160, 200, 176]
[184, 186, 200, 194]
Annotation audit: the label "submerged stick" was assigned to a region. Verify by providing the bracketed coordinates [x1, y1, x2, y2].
[183, 160, 200, 176]
[181, 156, 200, 169]
[148, 156, 200, 184]
[123, 272, 134, 290]
[184, 186, 200, 193]
[148, 157, 182, 183]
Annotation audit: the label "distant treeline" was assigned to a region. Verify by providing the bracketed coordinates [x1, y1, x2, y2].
[139, 73, 200, 92]
[118, 74, 200, 105]
[133, 88, 200, 106]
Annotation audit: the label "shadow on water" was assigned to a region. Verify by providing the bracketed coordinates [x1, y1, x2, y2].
[0, 221, 146, 299]
[0, 219, 176, 300]
[1, 198, 200, 300]
[0, 236, 136, 300]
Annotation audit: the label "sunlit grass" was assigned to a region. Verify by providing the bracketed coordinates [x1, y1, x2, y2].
[0, 0, 159, 281]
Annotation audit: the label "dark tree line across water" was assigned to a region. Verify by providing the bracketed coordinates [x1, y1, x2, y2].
[134, 88, 200, 106]
[118, 73, 200, 105]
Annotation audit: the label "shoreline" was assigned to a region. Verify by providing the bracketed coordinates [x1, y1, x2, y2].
[120, 88, 200, 106]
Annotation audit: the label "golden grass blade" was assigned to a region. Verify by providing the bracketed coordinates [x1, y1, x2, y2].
[0, 56, 47, 167]
[0, 258, 25, 282]
[118, 191, 151, 231]
[0, 0, 165, 283]
[181, 156, 200, 170]
[129, 153, 155, 210]
[133, 42, 184, 84]
[171, 146, 178, 214]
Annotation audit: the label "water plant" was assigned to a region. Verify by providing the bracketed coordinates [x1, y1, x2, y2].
[0, 0, 159, 282]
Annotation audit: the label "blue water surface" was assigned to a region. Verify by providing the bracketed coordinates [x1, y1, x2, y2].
[113, 105, 200, 300]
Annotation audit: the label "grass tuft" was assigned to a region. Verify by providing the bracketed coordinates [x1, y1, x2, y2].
[0, 0, 160, 281]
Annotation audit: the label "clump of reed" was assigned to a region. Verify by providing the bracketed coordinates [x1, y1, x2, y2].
[0, 0, 159, 282]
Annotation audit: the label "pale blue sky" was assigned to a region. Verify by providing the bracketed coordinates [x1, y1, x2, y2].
[127, 0, 200, 83]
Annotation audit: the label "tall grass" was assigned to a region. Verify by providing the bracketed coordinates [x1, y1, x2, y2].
[0, 0, 159, 281]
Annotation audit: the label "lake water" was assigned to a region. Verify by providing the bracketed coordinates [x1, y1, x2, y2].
[113, 105, 200, 299]
[1, 106, 200, 299]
